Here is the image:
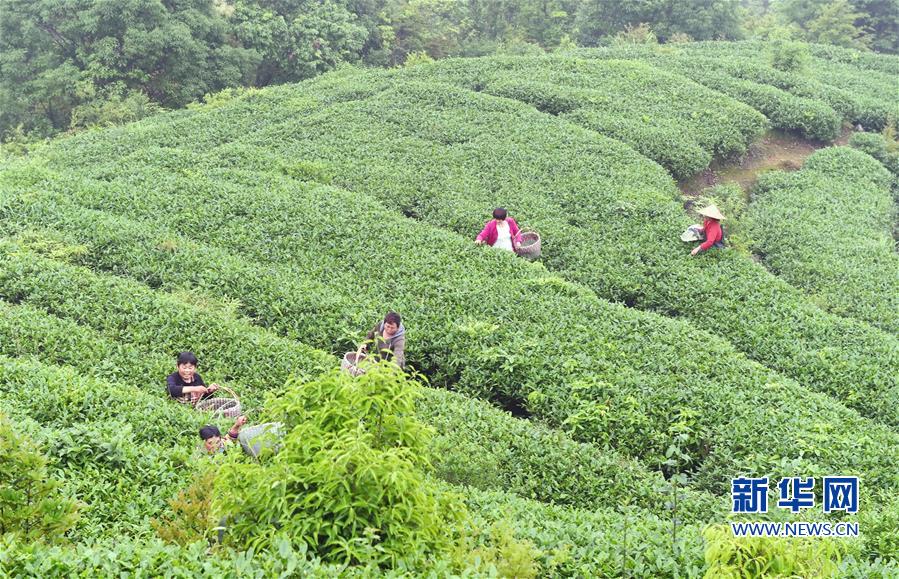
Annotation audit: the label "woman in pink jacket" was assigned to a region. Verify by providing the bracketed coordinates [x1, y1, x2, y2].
[475, 207, 522, 252]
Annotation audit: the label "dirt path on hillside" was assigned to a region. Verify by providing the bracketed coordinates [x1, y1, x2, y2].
[679, 129, 853, 198]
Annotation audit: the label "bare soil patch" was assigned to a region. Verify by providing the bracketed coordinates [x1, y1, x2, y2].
[679, 128, 853, 197]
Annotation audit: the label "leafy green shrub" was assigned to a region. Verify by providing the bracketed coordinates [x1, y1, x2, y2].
[151, 470, 217, 547]
[769, 40, 810, 72]
[612, 23, 658, 47]
[460, 521, 541, 578]
[702, 524, 847, 578]
[0, 413, 79, 542]
[214, 365, 467, 567]
[69, 85, 163, 131]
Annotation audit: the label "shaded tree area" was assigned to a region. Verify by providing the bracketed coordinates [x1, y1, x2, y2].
[1, 0, 895, 142]
[0, 0, 260, 138]
[745, 0, 898, 53]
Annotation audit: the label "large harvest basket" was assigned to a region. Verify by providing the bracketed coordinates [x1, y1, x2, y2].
[516, 230, 541, 259]
[342, 352, 368, 377]
[195, 385, 241, 418]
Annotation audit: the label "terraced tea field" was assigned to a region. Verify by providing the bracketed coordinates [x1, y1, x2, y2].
[1, 41, 897, 576]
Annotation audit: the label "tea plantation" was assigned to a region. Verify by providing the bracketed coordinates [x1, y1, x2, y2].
[1, 41, 897, 577]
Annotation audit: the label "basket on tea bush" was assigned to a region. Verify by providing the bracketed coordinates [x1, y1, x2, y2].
[342, 352, 368, 377]
[516, 231, 541, 259]
[195, 385, 241, 418]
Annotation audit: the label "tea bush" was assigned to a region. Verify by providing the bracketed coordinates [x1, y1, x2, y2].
[850, 131, 899, 176]
[214, 366, 467, 567]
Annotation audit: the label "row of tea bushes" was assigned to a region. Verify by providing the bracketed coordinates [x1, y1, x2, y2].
[745, 147, 898, 334]
[399, 56, 767, 178]
[581, 42, 897, 133]
[0, 243, 701, 519]
[3, 166, 898, 501]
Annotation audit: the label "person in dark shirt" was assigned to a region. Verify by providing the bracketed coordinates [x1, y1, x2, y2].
[166, 351, 220, 405]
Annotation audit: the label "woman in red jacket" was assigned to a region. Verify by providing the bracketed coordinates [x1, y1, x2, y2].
[691, 205, 725, 256]
[475, 207, 522, 252]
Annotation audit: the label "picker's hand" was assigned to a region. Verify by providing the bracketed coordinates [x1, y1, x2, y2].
[208, 383, 220, 393]
[235, 415, 248, 428]
[475, 239, 484, 245]
[359, 344, 368, 353]
[690, 246, 701, 257]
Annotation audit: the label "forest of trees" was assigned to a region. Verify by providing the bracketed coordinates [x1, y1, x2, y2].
[1, 0, 896, 141]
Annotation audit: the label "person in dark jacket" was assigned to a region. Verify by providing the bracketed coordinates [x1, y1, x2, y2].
[359, 311, 406, 369]
[691, 205, 725, 256]
[166, 351, 220, 405]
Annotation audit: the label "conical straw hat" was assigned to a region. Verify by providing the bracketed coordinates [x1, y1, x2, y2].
[698, 205, 725, 220]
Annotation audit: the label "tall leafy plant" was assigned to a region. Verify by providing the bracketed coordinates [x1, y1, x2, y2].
[0, 413, 79, 542]
[213, 364, 467, 566]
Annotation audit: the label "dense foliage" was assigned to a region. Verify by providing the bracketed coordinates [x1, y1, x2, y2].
[0, 0, 259, 138]
[3, 0, 896, 142]
[215, 366, 467, 566]
[0, 414, 79, 542]
[745, 147, 899, 334]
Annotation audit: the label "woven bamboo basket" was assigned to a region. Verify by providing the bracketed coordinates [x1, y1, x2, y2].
[516, 230, 541, 259]
[342, 352, 368, 377]
[195, 385, 241, 418]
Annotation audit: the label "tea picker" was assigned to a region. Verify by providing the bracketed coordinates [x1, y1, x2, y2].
[683, 205, 725, 256]
[475, 207, 540, 259]
[166, 351, 241, 418]
[199, 418, 285, 459]
[344, 311, 406, 375]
